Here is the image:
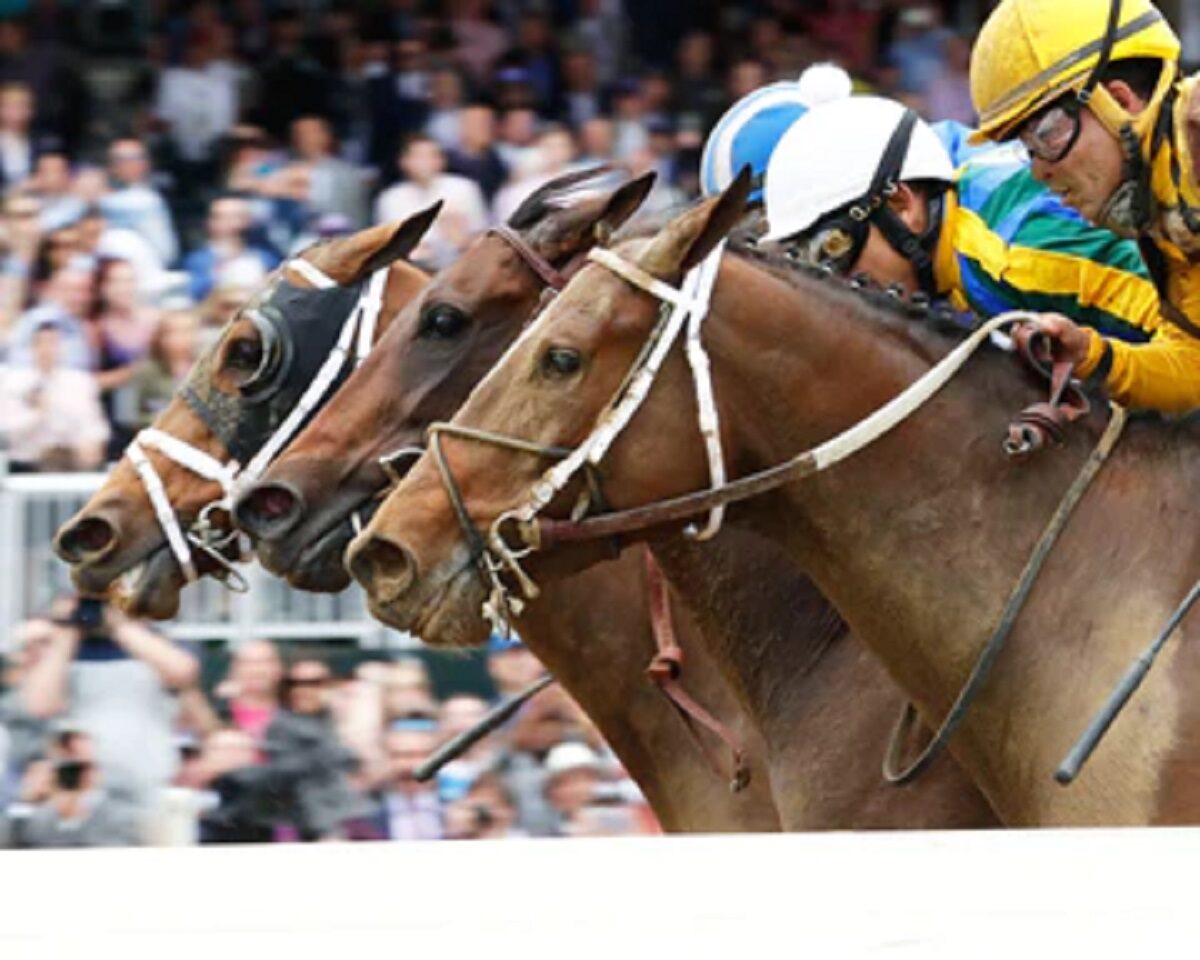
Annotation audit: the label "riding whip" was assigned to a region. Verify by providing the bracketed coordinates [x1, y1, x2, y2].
[1056, 578, 1200, 785]
[414, 674, 556, 782]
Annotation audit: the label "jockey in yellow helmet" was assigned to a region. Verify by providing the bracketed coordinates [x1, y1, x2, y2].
[971, 0, 1200, 414]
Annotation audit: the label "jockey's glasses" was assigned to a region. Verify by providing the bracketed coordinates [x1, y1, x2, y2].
[1016, 98, 1084, 163]
[787, 210, 870, 275]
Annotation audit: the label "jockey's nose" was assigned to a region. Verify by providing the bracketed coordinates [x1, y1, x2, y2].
[234, 481, 305, 543]
[54, 513, 119, 565]
[346, 531, 417, 606]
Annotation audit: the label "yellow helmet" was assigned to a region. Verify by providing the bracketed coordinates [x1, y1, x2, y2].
[970, 0, 1181, 143]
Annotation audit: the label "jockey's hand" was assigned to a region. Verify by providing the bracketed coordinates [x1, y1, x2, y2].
[1020, 313, 1094, 369]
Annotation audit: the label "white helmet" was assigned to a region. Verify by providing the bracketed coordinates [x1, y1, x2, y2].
[762, 96, 954, 243]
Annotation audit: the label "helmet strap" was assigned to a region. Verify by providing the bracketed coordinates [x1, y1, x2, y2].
[849, 109, 941, 294]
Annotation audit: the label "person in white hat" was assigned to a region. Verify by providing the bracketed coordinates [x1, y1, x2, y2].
[762, 94, 1166, 377]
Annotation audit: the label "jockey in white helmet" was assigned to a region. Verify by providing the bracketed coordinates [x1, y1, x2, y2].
[762, 95, 1165, 365]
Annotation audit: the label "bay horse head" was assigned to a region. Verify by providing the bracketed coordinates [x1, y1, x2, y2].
[233, 167, 656, 594]
[345, 171, 754, 644]
[53, 207, 439, 619]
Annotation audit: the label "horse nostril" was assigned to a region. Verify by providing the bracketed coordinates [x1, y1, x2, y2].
[55, 516, 117, 564]
[234, 482, 304, 541]
[347, 534, 416, 605]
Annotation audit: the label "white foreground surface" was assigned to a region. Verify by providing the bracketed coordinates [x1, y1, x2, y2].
[1, 828, 1198, 958]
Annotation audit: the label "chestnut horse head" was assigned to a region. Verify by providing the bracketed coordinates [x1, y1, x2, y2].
[234, 167, 656, 592]
[53, 208, 438, 619]
[344, 173, 763, 644]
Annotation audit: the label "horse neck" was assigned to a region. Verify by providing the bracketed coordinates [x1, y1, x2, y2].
[516, 547, 781, 833]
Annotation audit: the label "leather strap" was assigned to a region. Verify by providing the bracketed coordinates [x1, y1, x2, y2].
[1004, 326, 1091, 459]
[489, 225, 568, 291]
[643, 552, 750, 793]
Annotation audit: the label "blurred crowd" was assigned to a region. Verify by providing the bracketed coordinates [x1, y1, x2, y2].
[0, 0, 988, 473]
[0, 595, 656, 847]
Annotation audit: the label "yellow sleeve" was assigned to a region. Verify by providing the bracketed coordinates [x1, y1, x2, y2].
[1076, 321, 1200, 414]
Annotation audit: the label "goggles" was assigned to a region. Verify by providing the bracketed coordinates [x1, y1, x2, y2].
[1016, 98, 1084, 163]
[790, 212, 870, 275]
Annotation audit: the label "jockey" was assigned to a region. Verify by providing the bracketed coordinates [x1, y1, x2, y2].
[700, 63, 853, 204]
[761, 94, 1166, 382]
[969, 0, 1200, 414]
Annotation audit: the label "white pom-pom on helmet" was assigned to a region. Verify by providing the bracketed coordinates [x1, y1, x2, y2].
[762, 95, 955, 243]
[700, 62, 853, 203]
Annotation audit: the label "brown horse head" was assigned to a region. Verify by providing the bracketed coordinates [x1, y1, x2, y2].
[234, 167, 656, 594]
[52, 208, 438, 619]
[345, 172, 754, 644]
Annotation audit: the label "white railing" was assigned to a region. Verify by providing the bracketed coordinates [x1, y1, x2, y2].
[0, 466, 415, 652]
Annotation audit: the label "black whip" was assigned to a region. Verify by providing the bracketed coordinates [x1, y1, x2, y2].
[414, 674, 556, 782]
[1056, 578, 1200, 785]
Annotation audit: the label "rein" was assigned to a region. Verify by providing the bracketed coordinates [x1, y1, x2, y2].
[124, 259, 389, 587]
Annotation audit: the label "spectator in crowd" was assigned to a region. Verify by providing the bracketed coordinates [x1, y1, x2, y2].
[924, 32, 975, 127]
[111, 300, 199, 448]
[494, 105, 538, 173]
[508, 9, 562, 114]
[884, 3, 955, 104]
[578, 116, 615, 166]
[0, 190, 43, 334]
[0, 619, 53, 801]
[17, 596, 199, 838]
[672, 31, 725, 134]
[444, 769, 525, 840]
[289, 115, 371, 230]
[0, 81, 41, 191]
[154, 25, 239, 174]
[574, 0, 628, 86]
[560, 43, 603, 131]
[99, 139, 179, 267]
[491, 683, 580, 837]
[5, 259, 94, 370]
[450, 0, 510, 86]
[382, 656, 438, 725]
[27, 151, 83, 230]
[425, 62, 468, 152]
[375, 722, 444, 840]
[194, 725, 276, 844]
[543, 741, 605, 836]
[610, 78, 650, 162]
[2, 727, 140, 848]
[181, 194, 279, 302]
[374, 133, 487, 269]
[432, 693, 492, 802]
[261, 657, 368, 841]
[214, 638, 284, 747]
[446, 101, 508, 204]
[89, 257, 158, 393]
[0, 318, 109, 471]
[255, 8, 330, 144]
[485, 635, 546, 703]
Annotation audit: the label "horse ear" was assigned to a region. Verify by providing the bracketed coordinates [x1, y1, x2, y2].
[590, 171, 656, 245]
[356, 200, 443, 277]
[303, 201, 442, 286]
[640, 166, 752, 278]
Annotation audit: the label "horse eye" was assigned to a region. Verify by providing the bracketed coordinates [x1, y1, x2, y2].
[419, 304, 469, 340]
[227, 337, 263, 372]
[541, 346, 582, 378]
